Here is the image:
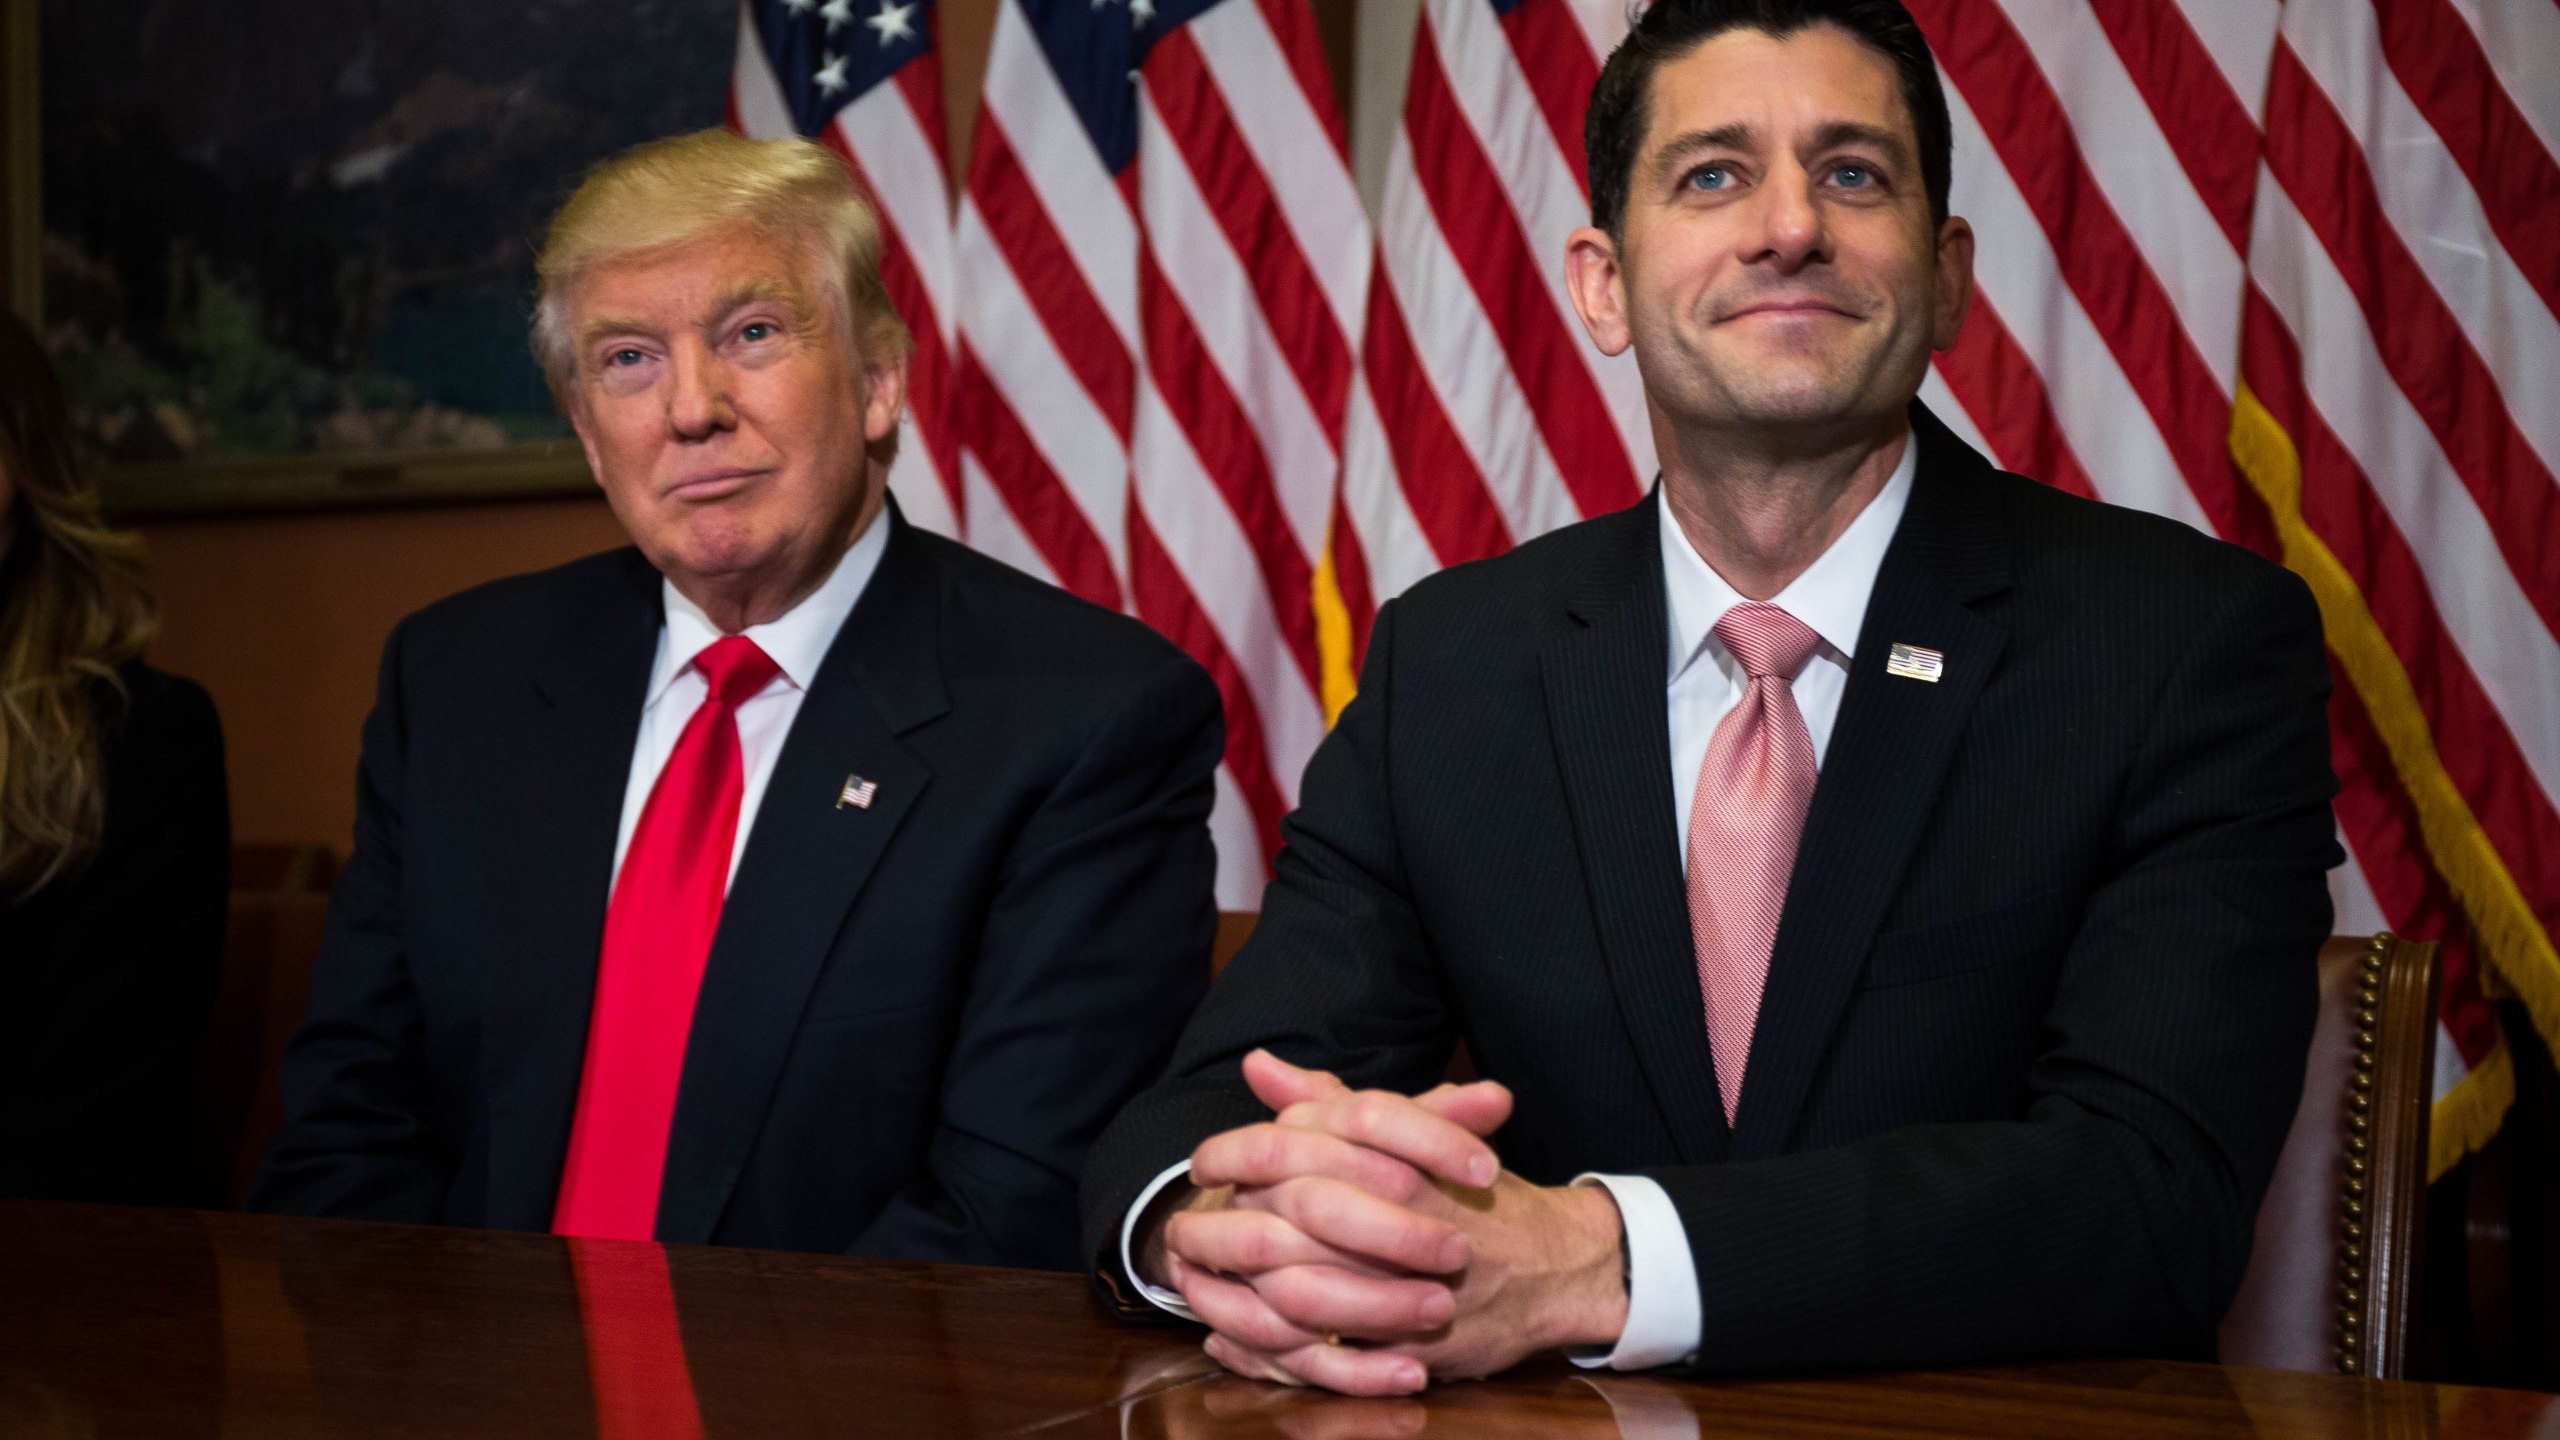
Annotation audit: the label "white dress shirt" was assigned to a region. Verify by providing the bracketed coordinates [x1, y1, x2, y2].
[1119, 440, 1916, 1368]
[609, 512, 890, 893]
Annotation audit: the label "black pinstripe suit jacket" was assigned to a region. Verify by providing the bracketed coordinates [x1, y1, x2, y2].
[1082, 403, 2341, 1373]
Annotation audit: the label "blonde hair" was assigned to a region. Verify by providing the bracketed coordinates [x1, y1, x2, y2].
[0, 310, 158, 897]
[532, 129, 911, 407]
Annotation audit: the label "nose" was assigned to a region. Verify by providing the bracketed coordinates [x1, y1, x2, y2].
[664, 339, 737, 441]
[1746, 158, 1830, 272]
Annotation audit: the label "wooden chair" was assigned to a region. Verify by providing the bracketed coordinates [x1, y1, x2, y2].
[202, 844, 340, 1207]
[1212, 911, 1258, 976]
[2221, 933, 2442, 1378]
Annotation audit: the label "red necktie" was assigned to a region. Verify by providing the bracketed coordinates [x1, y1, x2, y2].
[1686, 604, 1822, 1125]
[554, 635, 780, 1240]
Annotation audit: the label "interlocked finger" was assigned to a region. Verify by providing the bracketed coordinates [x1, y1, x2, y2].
[1180, 1264, 1333, 1355]
[1269, 1089, 1499, 1190]
[1190, 1124, 1431, 1206]
[1245, 1262, 1456, 1341]
[1249, 1175, 1470, 1275]
[1165, 1205, 1402, 1280]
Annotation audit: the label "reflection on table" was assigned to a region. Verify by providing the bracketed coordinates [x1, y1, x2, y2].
[2, 1201, 2555, 1439]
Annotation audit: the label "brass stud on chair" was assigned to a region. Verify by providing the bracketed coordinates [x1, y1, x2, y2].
[2333, 933, 2396, 1378]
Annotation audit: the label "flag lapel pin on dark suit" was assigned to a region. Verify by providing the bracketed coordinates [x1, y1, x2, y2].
[1885, 644, 1944, 683]
[837, 775, 879, 810]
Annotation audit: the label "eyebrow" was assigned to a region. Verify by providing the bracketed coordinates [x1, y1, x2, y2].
[1646, 119, 1914, 184]
[1647, 124, 1755, 185]
[1806, 121, 1912, 169]
[705, 278, 806, 321]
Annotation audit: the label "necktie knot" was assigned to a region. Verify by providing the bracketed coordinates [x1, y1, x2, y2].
[1714, 603, 1821, 681]
[695, 635, 780, 708]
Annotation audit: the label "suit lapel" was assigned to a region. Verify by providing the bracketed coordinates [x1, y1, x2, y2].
[482, 550, 664, 1230]
[655, 511, 951, 1243]
[1541, 503, 1733, 1164]
[1728, 407, 2014, 1158]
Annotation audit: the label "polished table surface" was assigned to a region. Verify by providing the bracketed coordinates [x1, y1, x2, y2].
[3, 1200, 2555, 1439]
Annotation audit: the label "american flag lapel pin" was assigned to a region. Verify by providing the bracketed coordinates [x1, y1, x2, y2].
[836, 774, 879, 810]
[1885, 643, 1944, 683]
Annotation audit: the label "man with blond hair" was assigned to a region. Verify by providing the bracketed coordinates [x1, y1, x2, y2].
[256, 131, 1223, 1266]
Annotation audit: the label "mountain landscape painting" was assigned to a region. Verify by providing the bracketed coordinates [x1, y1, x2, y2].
[43, 0, 729, 467]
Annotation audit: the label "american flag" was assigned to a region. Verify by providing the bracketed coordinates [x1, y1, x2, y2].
[731, 0, 964, 540]
[1335, 0, 1655, 628]
[734, 0, 2560, 1164]
[948, 0, 1366, 909]
[1330, 0, 2560, 1173]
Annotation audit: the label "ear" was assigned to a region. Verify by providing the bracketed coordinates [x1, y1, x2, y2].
[861, 350, 909, 445]
[1563, 226, 1634, 357]
[1929, 214, 1976, 352]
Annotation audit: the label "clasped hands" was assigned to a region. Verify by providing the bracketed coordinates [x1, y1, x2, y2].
[1137, 1049, 1629, 1396]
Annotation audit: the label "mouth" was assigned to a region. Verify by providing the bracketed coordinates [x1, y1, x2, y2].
[663, 466, 770, 503]
[1716, 298, 1861, 324]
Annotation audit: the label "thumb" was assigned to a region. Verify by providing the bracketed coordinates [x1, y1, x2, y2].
[1241, 1047, 1349, 1113]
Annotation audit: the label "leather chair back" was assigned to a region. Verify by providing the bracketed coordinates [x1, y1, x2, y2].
[203, 844, 340, 1206]
[2219, 933, 2441, 1377]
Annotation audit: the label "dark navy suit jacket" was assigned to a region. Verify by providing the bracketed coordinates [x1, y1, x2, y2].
[257, 505, 1222, 1268]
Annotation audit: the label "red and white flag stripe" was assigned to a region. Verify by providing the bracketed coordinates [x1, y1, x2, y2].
[954, 0, 1364, 908]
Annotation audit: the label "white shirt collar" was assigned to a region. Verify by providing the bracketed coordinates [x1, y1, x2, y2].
[650, 505, 892, 706]
[1660, 435, 1918, 681]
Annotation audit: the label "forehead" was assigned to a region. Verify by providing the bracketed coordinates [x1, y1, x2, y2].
[571, 225, 816, 327]
[1643, 22, 1913, 152]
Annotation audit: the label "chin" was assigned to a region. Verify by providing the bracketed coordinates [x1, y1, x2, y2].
[1716, 380, 1869, 429]
[646, 520, 781, 585]
[1709, 345, 1914, 426]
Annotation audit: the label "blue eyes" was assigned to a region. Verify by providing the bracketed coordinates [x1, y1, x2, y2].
[1682, 163, 1881, 193]
[596, 320, 782, 372]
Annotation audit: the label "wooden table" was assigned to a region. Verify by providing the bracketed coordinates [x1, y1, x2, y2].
[3, 1200, 2552, 1438]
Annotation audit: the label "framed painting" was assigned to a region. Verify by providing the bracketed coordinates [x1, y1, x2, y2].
[25, 0, 732, 515]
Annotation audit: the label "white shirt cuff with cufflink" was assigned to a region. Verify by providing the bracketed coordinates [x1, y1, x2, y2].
[1120, 1160, 1201, 1321]
[1568, 1173, 1702, 1371]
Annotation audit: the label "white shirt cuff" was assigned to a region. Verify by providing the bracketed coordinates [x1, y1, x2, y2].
[1567, 1173, 1701, 1371]
[1119, 1160, 1199, 1321]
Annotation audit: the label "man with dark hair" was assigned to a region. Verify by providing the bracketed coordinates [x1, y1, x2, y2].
[1584, 0, 1953, 242]
[1082, 0, 2337, 1394]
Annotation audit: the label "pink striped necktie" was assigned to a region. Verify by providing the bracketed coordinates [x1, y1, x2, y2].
[1686, 603, 1823, 1126]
